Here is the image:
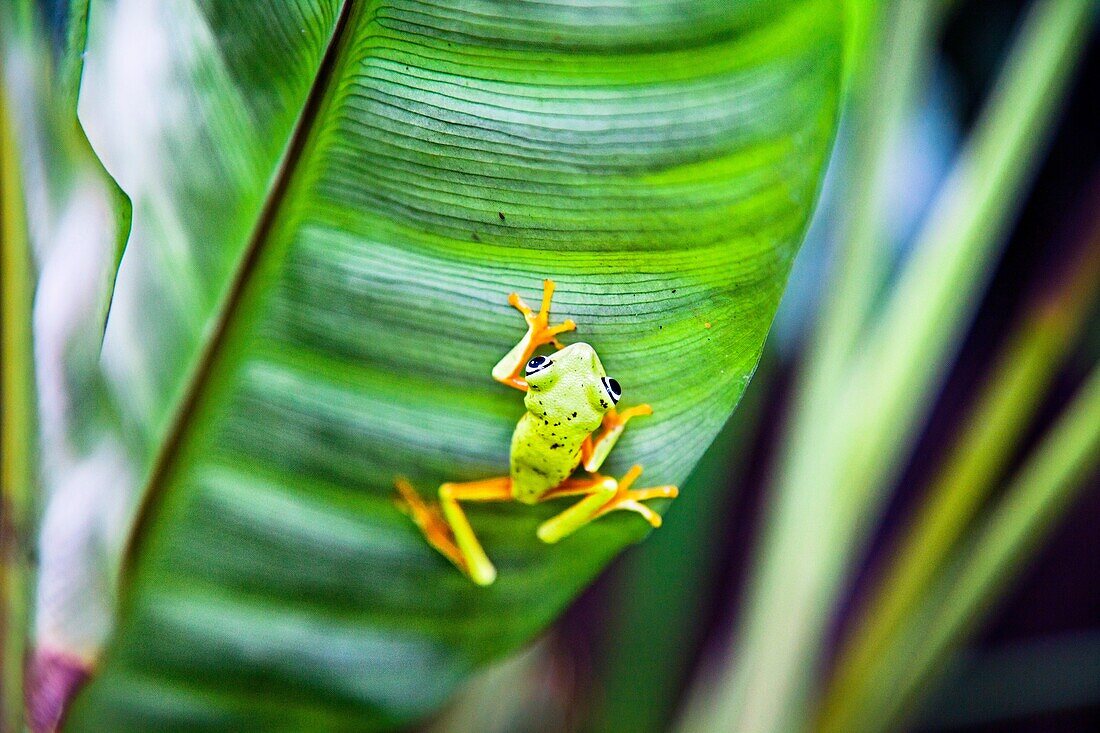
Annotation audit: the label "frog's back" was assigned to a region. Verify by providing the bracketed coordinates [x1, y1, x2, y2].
[509, 412, 587, 504]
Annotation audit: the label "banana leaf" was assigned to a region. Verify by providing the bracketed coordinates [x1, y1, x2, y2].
[44, 0, 842, 729]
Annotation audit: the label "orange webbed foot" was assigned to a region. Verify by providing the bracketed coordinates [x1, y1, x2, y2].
[593, 465, 679, 528]
[507, 279, 577, 349]
[492, 279, 577, 389]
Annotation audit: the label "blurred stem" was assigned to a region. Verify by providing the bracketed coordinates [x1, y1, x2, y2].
[820, 202, 1100, 732]
[676, 3, 939, 731]
[840, 0, 885, 92]
[588, 355, 773, 733]
[59, 0, 92, 111]
[62, 0, 131, 340]
[816, 0, 934, 370]
[1, 74, 35, 733]
[872, 359, 1100, 731]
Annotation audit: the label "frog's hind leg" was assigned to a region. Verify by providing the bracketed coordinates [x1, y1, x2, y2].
[395, 478, 466, 571]
[395, 476, 512, 586]
[535, 465, 678, 544]
[439, 477, 512, 586]
[492, 279, 576, 390]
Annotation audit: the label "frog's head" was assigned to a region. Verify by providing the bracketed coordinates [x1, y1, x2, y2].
[523, 342, 621, 429]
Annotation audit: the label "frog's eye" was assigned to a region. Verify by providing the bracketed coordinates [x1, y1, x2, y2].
[526, 355, 552, 376]
[601, 377, 621, 404]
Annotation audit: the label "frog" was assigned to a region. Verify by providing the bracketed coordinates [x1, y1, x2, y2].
[396, 279, 678, 586]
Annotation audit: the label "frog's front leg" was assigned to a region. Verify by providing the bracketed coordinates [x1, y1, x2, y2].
[581, 404, 654, 473]
[492, 279, 576, 390]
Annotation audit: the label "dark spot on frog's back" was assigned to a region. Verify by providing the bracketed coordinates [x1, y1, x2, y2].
[550, 443, 560, 450]
[600, 399, 608, 409]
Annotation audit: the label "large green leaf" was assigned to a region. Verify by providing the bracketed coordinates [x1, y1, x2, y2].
[62, 0, 841, 729]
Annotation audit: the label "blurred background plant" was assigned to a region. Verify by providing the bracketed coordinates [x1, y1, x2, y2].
[2, 0, 1098, 732]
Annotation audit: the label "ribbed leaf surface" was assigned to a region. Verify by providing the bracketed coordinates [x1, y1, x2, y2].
[67, 0, 841, 729]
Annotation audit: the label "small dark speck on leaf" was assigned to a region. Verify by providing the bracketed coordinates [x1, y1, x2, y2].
[498, 212, 506, 221]
[672, 289, 677, 294]
[471, 231, 481, 242]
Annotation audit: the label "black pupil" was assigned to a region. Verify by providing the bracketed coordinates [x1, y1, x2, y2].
[607, 378, 621, 396]
[528, 357, 545, 368]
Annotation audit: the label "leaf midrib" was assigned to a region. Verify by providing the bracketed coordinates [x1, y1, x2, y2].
[118, 0, 364, 581]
